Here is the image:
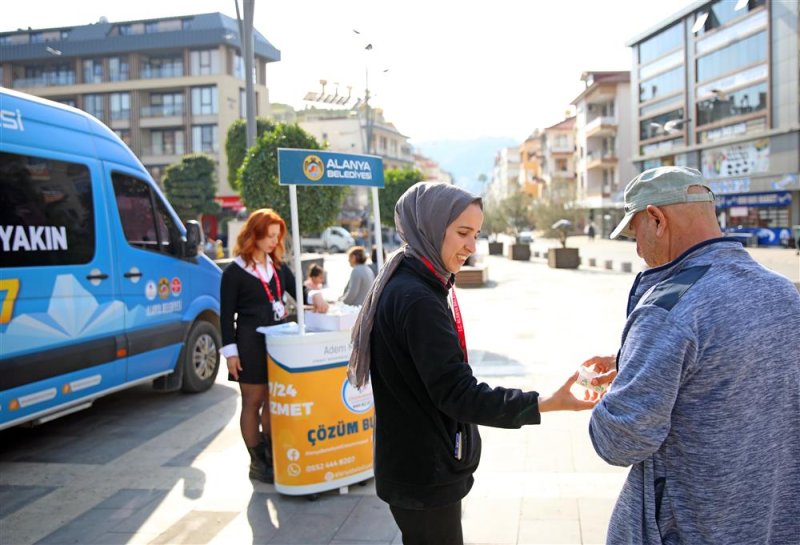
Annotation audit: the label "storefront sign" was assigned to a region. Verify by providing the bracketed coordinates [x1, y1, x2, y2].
[717, 191, 791, 209]
[278, 149, 384, 188]
[702, 138, 769, 179]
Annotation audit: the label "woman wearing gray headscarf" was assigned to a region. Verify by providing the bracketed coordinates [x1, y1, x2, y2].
[348, 182, 593, 544]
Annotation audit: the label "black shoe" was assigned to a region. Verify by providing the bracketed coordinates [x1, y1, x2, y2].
[247, 444, 275, 483]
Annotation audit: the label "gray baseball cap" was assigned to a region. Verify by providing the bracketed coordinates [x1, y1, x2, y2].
[609, 166, 715, 239]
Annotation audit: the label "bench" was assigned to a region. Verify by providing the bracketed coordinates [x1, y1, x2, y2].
[456, 264, 489, 287]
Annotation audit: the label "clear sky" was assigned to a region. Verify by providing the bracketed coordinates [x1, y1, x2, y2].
[4, 0, 693, 143]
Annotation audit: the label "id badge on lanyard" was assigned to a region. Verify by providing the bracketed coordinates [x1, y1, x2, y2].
[253, 262, 287, 321]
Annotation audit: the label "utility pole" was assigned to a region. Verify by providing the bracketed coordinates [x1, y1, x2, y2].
[235, 0, 256, 148]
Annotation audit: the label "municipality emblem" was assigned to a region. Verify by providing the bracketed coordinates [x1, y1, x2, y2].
[303, 155, 324, 181]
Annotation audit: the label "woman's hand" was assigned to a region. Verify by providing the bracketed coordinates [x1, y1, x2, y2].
[537, 372, 597, 412]
[311, 293, 329, 313]
[227, 355, 242, 380]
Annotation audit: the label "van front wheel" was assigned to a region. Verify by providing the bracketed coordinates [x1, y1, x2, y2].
[182, 321, 221, 393]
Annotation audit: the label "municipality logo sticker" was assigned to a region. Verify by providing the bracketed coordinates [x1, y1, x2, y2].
[303, 155, 324, 181]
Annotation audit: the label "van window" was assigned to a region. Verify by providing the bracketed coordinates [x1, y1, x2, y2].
[112, 173, 180, 256]
[0, 151, 95, 267]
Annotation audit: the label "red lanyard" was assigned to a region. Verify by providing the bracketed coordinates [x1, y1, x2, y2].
[419, 256, 468, 363]
[252, 261, 281, 303]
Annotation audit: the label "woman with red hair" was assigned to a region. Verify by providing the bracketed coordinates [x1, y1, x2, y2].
[220, 208, 328, 482]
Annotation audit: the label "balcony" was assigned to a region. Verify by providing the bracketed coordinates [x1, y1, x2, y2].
[12, 73, 76, 88]
[585, 116, 617, 138]
[140, 145, 186, 165]
[140, 105, 185, 128]
[586, 151, 618, 170]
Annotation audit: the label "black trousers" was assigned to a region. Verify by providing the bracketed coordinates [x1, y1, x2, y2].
[389, 501, 463, 545]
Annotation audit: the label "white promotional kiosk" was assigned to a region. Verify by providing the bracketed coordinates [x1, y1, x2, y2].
[257, 149, 384, 497]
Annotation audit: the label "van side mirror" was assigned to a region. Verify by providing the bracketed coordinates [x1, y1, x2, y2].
[184, 220, 201, 258]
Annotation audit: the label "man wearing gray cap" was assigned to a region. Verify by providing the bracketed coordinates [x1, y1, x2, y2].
[586, 166, 800, 544]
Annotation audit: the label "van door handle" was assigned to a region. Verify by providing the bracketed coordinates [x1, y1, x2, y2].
[124, 271, 143, 279]
[86, 272, 109, 280]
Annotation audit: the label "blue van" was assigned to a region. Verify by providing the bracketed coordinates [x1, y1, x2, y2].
[0, 88, 222, 430]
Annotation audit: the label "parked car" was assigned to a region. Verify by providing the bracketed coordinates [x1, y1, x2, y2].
[301, 226, 355, 252]
[517, 230, 534, 243]
[0, 88, 223, 430]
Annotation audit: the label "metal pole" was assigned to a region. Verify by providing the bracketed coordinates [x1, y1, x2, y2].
[289, 185, 304, 333]
[240, 0, 257, 148]
[363, 66, 374, 256]
[371, 187, 383, 269]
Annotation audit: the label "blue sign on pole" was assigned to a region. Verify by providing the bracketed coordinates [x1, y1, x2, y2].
[278, 149, 384, 187]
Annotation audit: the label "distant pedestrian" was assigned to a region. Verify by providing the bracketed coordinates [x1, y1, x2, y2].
[585, 221, 596, 240]
[340, 246, 375, 306]
[220, 208, 328, 483]
[584, 166, 800, 544]
[303, 263, 325, 291]
[348, 182, 595, 545]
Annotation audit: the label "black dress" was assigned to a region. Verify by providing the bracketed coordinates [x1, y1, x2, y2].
[220, 260, 304, 384]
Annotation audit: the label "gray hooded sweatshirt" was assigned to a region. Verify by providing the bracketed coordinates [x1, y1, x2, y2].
[590, 238, 800, 544]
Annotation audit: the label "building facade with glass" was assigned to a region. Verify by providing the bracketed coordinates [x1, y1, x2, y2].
[0, 13, 280, 212]
[627, 0, 799, 246]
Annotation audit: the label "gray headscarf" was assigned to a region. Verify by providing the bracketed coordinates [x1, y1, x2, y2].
[347, 182, 482, 388]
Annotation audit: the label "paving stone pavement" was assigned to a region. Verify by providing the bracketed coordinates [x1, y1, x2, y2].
[1, 240, 796, 545]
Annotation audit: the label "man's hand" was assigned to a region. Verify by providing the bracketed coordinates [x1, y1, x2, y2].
[581, 355, 617, 394]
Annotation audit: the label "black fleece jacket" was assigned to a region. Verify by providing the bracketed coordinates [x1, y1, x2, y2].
[369, 256, 541, 509]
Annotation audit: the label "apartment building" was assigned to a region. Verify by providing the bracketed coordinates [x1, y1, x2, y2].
[0, 13, 280, 211]
[414, 152, 454, 183]
[485, 146, 522, 205]
[571, 71, 636, 236]
[518, 130, 544, 200]
[628, 0, 799, 244]
[541, 116, 576, 205]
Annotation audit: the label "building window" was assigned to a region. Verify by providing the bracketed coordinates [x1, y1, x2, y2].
[639, 66, 684, 103]
[114, 129, 132, 147]
[141, 56, 184, 79]
[640, 108, 685, 140]
[190, 50, 220, 75]
[192, 125, 218, 153]
[83, 94, 105, 120]
[639, 50, 683, 81]
[110, 93, 131, 121]
[119, 23, 145, 35]
[696, 31, 766, 83]
[696, 82, 767, 127]
[698, 117, 767, 144]
[639, 23, 683, 65]
[17, 64, 75, 88]
[191, 86, 218, 115]
[57, 98, 76, 107]
[146, 92, 185, 117]
[694, 0, 766, 36]
[150, 130, 185, 155]
[82, 59, 103, 84]
[109, 57, 129, 82]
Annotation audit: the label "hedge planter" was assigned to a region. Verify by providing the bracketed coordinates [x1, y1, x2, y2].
[548, 247, 579, 269]
[509, 243, 531, 261]
[488, 241, 504, 255]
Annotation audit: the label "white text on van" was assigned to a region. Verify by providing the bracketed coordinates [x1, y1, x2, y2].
[0, 109, 24, 131]
[0, 225, 67, 252]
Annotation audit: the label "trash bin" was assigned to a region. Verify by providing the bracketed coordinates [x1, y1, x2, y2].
[257, 322, 374, 496]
